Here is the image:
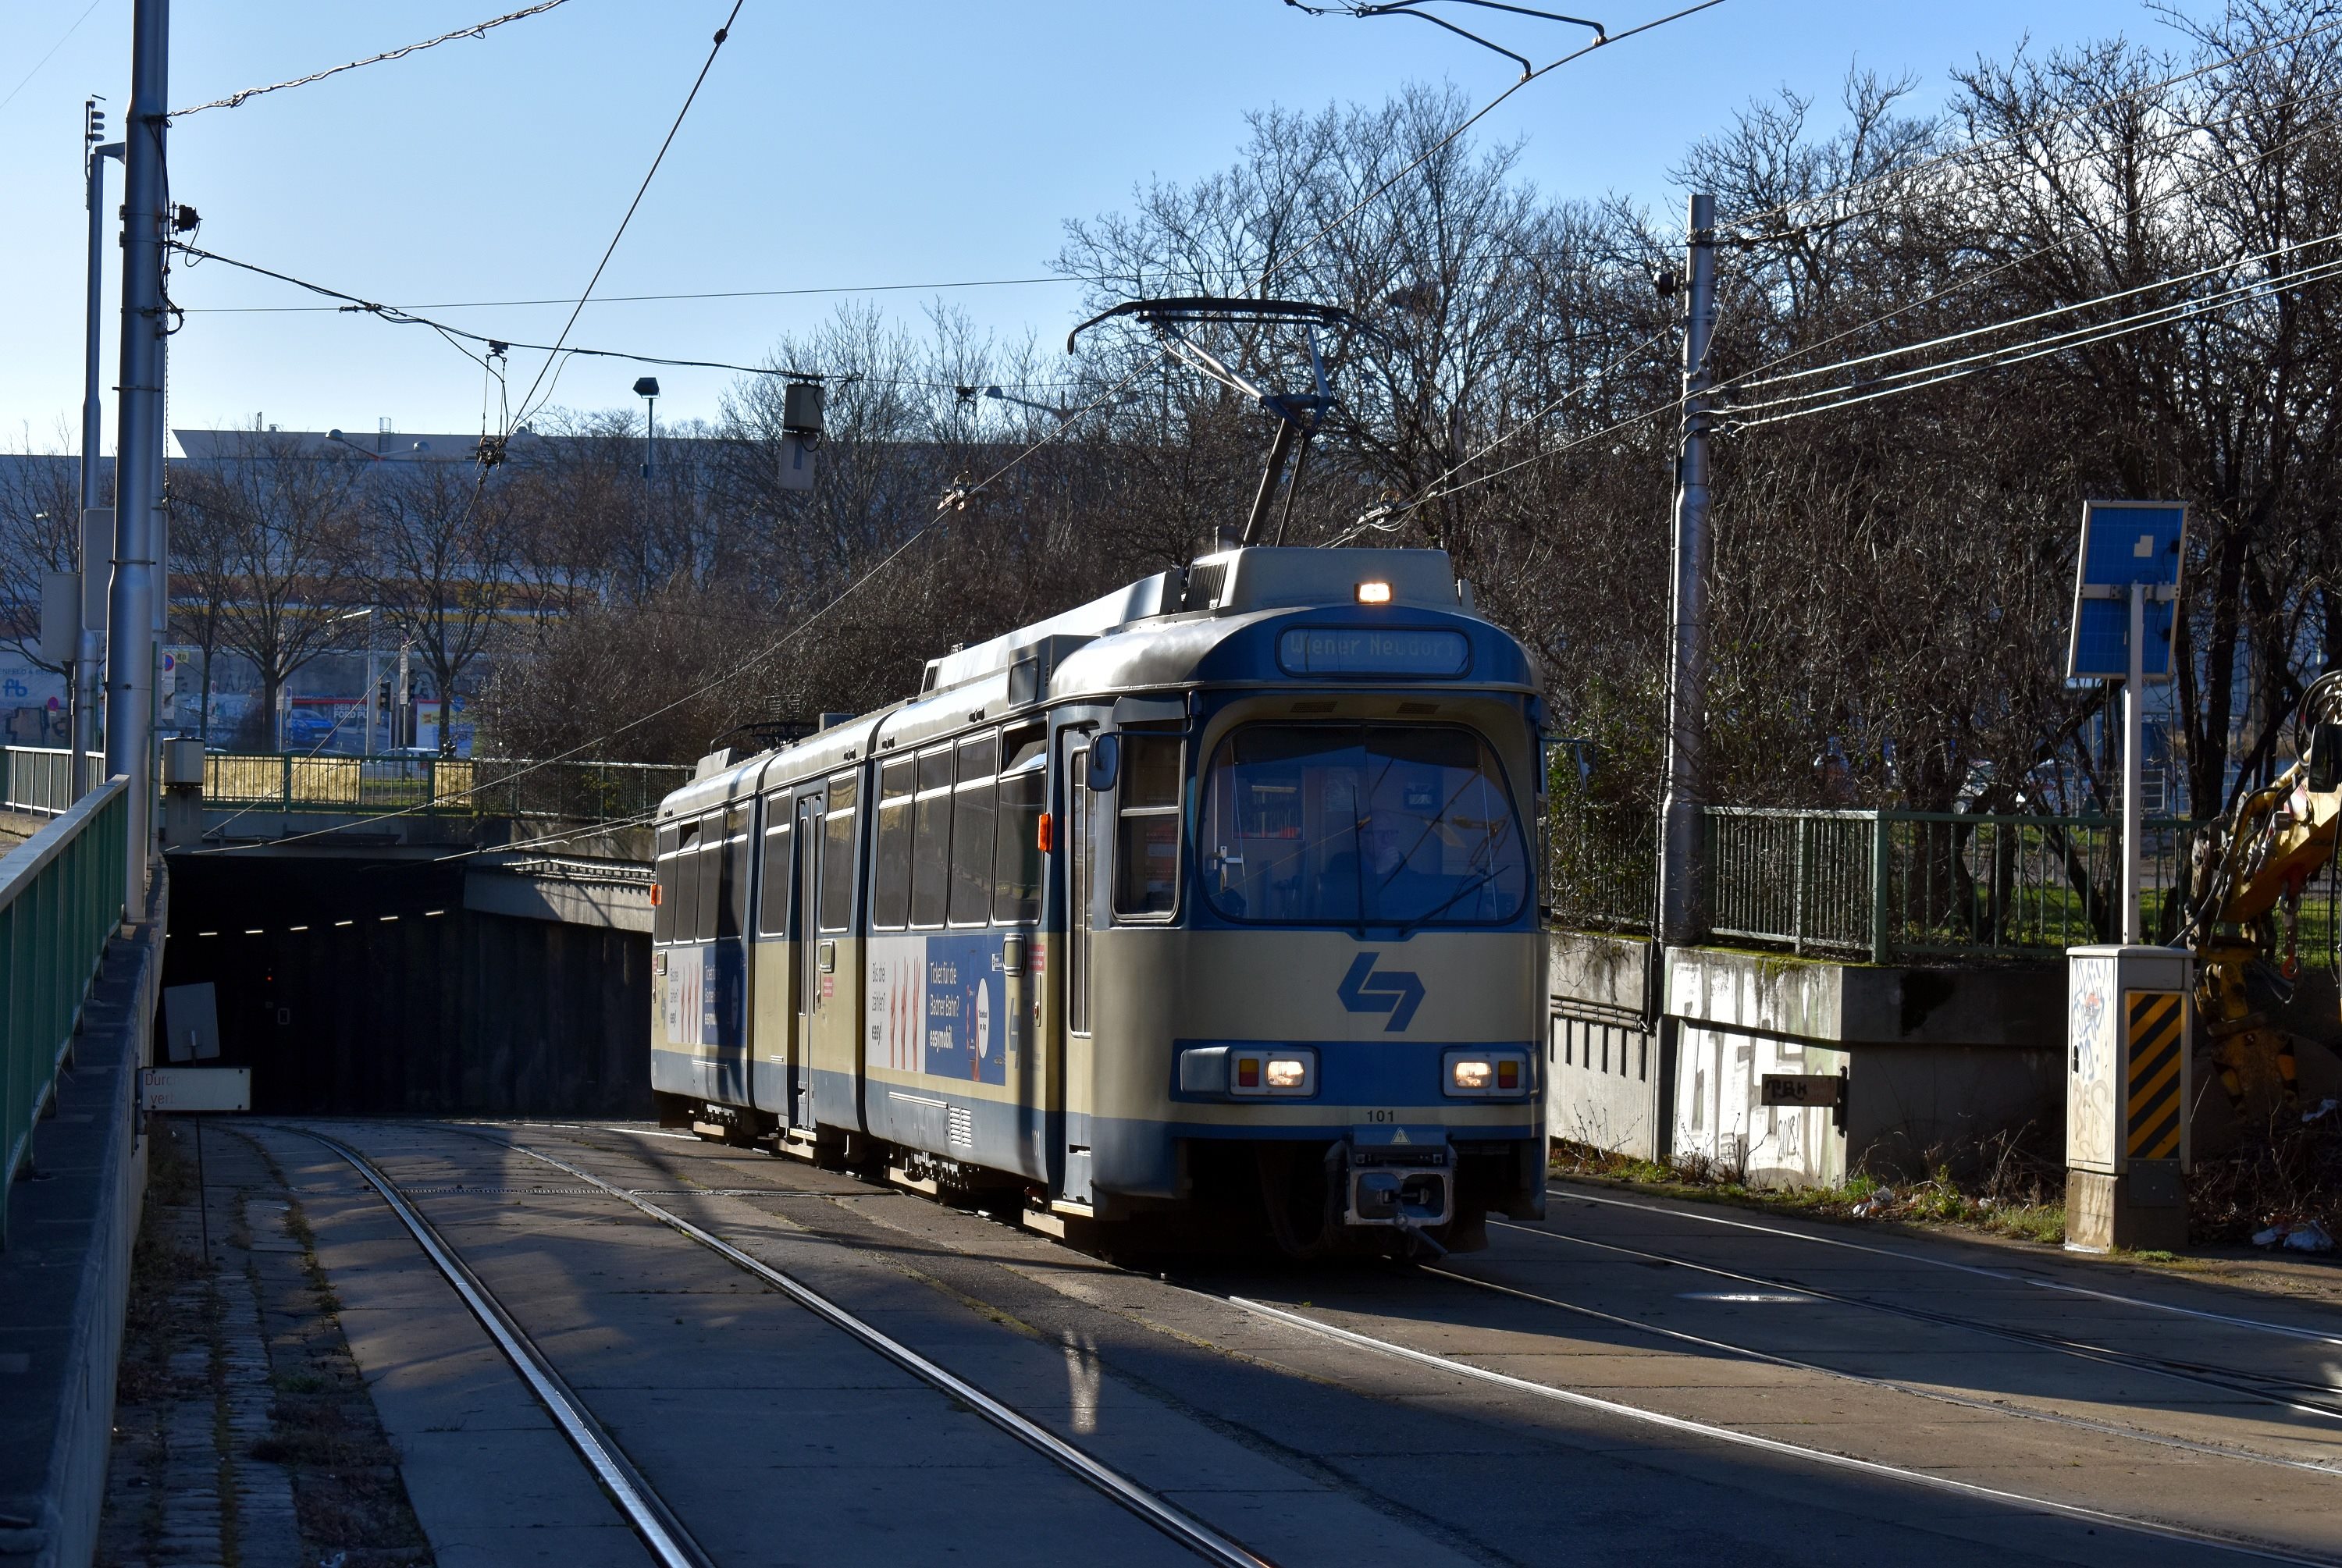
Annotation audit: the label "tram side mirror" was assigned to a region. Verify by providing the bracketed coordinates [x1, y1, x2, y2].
[1087, 733, 1120, 792]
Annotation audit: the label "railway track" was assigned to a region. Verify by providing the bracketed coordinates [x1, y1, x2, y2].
[288, 1122, 2342, 1566]
[1217, 1289, 2342, 1567]
[1415, 1257, 2342, 1477]
[289, 1124, 1276, 1568]
[1518, 1189, 2342, 1422]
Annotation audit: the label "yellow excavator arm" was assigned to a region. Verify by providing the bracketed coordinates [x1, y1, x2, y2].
[2184, 670, 2342, 1112]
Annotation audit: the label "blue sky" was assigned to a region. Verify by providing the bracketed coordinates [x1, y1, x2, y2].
[0, 0, 2201, 451]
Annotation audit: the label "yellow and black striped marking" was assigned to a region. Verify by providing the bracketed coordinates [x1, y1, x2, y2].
[2126, 990, 2186, 1160]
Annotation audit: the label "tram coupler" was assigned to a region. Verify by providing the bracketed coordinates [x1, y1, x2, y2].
[1342, 1129, 1454, 1230]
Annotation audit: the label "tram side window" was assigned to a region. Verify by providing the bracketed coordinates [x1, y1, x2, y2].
[673, 823, 703, 942]
[717, 805, 752, 941]
[909, 746, 952, 928]
[870, 758, 915, 930]
[653, 825, 680, 944]
[756, 804, 792, 938]
[818, 773, 857, 933]
[950, 733, 998, 926]
[695, 812, 724, 942]
[992, 727, 1046, 924]
[1114, 734, 1183, 919]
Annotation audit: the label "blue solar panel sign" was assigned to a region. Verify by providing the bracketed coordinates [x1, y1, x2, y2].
[2066, 501, 2187, 681]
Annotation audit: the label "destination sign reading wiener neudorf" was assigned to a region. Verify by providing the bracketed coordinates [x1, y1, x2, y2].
[1276, 627, 1471, 677]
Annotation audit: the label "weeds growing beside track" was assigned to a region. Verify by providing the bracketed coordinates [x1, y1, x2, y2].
[1550, 1140, 2070, 1246]
[2187, 1110, 2342, 1246]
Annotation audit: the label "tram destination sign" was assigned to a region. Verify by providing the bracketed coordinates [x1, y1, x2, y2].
[1276, 626, 1469, 677]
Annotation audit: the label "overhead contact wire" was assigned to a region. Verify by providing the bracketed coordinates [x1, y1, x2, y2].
[511, 1, 745, 432]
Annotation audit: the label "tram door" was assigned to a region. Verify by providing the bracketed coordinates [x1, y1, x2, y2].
[794, 791, 821, 1129]
[749, 794, 798, 1125]
[804, 772, 862, 1132]
[713, 803, 753, 1104]
[1059, 742, 1094, 1204]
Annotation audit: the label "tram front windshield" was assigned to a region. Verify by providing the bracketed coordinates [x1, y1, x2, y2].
[1200, 724, 1528, 926]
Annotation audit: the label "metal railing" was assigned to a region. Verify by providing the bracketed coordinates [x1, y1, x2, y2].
[2, 746, 77, 817]
[2, 777, 126, 1248]
[1544, 799, 2280, 966]
[1547, 800, 1657, 934]
[194, 753, 689, 824]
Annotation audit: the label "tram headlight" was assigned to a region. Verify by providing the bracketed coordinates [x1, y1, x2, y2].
[1356, 580, 1393, 605]
[1184, 1044, 1317, 1098]
[1445, 1048, 1530, 1098]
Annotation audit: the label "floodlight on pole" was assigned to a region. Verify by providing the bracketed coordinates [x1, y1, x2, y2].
[634, 376, 660, 542]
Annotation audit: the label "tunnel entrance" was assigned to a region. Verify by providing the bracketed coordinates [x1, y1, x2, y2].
[162, 852, 653, 1118]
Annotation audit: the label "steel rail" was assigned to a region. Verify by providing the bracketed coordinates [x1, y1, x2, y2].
[1550, 1184, 2342, 1346]
[461, 1129, 1280, 1568]
[1500, 1217, 2342, 1424]
[290, 1128, 715, 1568]
[1418, 1262, 2342, 1477]
[1227, 1295, 2342, 1567]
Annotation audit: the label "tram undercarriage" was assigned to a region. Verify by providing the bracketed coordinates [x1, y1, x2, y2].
[660, 1093, 1536, 1258]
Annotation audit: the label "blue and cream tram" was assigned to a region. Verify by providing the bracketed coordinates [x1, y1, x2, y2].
[650, 546, 1547, 1253]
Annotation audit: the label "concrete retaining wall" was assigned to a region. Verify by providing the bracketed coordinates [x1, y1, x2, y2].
[1548, 930, 2063, 1187]
[1545, 933, 1661, 1157]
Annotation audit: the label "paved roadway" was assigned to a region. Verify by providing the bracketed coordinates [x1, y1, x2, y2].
[246, 1119, 2342, 1566]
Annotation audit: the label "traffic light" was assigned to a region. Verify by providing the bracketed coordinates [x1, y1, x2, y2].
[85, 100, 105, 146]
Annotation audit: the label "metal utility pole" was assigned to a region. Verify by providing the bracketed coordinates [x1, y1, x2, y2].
[2122, 582, 2146, 944]
[106, 0, 168, 913]
[1657, 193, 1718, 948]
[76, 103, 123, 801]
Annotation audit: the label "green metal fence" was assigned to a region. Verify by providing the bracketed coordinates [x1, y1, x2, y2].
[2, 777, 127, 1249]
[196, 753, 689, 825]
[2, 745, 76, 817]
[1547, 800, 1657, 933]
[1545, 798, 2273, 965]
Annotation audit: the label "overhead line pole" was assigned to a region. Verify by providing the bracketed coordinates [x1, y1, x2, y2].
[77, 109, 123, 801]
[1657, 193, 1717, 948]
[107, 0, 168, 916]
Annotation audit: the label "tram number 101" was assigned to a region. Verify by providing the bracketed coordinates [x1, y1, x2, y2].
[1363, 1109, 1398, 1123]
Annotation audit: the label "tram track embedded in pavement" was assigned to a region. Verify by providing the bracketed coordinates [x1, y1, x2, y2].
[1413, 1260, 2342, 1477]
[1222, 1293, 2342, 1567]
[433, 1123, 1283, 1568]
[289, 1127, 717, 1568]
[1550, 1185, 2342, 1346]
[1504, 1212, 2342, 1424]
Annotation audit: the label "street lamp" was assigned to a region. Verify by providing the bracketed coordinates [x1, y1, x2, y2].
[634, 376, 660, 549]
[634, 376, 660, 479]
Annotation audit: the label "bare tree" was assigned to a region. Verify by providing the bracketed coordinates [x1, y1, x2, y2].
[349, 459, 516, 755]
[171, 432, 361, 748]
